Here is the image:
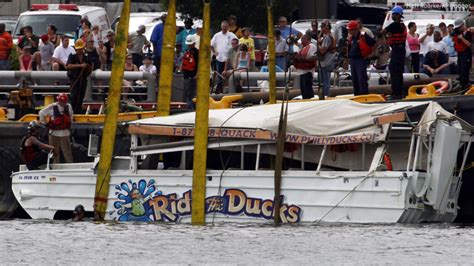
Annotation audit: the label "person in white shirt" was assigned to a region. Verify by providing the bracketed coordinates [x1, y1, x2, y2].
[38, 34, 55, 71]
[137, 55, 156, 86]
[38, 93, 74, 164]
[293, 34, 317, 99]
[418, 24, 434, 67]
[211, 21, 237, 93]
[427, 31, 448, 55]
[51, 35, 75, 71]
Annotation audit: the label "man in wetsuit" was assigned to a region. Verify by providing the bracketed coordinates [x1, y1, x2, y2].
[383, 6, 407, 99]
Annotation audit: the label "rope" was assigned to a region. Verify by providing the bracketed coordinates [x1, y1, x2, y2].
[314, 174, 371, 223]
[211, 106, 250, 225]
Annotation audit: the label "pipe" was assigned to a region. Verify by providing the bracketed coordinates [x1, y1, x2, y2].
[266, 0, 276, 104]
[93, 0, 131, 221]
[191, 0, 211, 226]
[156, 0, 177, 116]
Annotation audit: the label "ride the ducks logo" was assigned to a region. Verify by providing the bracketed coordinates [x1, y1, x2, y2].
[112, 179, 302, 223]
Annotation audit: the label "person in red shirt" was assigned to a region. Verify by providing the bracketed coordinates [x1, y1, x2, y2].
[0, 23, 13, 70]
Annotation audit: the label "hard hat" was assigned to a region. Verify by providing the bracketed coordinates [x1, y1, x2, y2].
[56, 93, 68, 103]
[74, 204, 85, 214]
[346, 20, 359, 30]
[74, 39, 85, 49]
[454, 19, 464, 29]
[27, 120, 42, 131]
[391, 6, 403, 15]
[185, 35, 196, 45]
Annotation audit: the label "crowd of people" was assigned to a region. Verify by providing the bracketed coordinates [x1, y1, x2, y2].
[2, 6, 473, 167]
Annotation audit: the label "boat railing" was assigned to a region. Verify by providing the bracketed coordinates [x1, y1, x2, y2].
[128, 134, 384, 173]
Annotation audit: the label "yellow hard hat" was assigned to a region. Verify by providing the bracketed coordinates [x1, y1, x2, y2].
[74, 39, 85, 49]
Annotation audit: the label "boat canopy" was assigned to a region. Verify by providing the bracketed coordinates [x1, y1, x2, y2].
[128, 100, 467, 145]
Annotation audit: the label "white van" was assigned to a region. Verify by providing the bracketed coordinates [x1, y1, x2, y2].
[13, 4, 110, 42]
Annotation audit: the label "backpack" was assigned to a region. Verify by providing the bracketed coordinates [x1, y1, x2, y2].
[181, 50, 196, 72]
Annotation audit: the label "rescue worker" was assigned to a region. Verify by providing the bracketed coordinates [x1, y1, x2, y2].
[39, 93, 74, 164]
[21, 121, 54, 170]
[73, 204, 85, 221]
[67, 39, 92, 114]
[452, 19, 472, 90]
[383, 6, 407, 99]
[347, 20, 376, 96]
[293, 34, 317, 99]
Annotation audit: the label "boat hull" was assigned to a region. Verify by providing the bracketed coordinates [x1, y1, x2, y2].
[11, 165, 457, 223]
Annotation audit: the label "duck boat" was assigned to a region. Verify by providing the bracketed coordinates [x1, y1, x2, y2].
[10, 99, 473, 223]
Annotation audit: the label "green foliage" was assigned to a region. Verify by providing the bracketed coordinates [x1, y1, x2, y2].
[457, 0, 471, 5]
[161, 0, 299, 34]
[9, 45, 19, 71]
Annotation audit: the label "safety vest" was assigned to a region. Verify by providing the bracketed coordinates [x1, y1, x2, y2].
[453, 32, 470, 53]
[294, 44, 317, 70]
[48, 104, 72, 130]
[348, 32, 374, 59]
[21, 135, 40, 164]
[387, 23, 407, 46]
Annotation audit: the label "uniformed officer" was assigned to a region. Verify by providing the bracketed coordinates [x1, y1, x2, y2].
[383, 6, 407, 100]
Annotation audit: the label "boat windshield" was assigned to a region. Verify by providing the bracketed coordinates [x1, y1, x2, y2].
[14, 14, 81, 38]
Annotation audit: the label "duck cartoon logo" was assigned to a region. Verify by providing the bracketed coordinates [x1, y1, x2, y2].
[112, 179, 161, 222]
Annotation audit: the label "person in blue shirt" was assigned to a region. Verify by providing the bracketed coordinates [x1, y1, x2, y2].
[176, 18, 196, 54]
[443, 24, 456, 58]
[150, 14, 167, 72]
[278, 16, 302, 54]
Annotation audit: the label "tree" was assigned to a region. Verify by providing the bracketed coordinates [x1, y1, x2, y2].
[161, 0, 299, 33]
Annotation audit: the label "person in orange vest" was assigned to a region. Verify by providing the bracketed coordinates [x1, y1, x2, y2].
[20, 121, 54, 170]
[382, 6, 407, 99]
[293, 34, 317, 99]
[347, 20, 376, 95]
[39, 93, 74, 164]
[452, 19, 472, 90]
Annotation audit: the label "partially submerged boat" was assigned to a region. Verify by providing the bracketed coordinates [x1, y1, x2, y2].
[10, 100, 473, 223]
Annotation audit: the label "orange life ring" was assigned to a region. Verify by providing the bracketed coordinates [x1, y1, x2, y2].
[421, 81, 449, 95]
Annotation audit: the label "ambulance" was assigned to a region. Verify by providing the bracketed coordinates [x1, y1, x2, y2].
[13, 4, 110, 42]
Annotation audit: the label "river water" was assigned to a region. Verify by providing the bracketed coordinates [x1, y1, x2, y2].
[1, 220, 473, 264]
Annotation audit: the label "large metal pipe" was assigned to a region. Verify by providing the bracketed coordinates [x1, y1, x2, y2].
[0, 70, 156, 101]
[211, 77, 451, 104]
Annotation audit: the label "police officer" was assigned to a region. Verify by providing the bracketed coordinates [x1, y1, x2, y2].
[383, 6, 407, 99]
[347, 20, 376, 95]
[452, 19, 472, 90]
[20, 121, 54, 170]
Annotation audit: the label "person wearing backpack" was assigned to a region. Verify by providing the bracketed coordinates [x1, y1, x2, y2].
[347, 20, 376, 96]
[181, 35, 199, 109]
[317, 20, 336, 97]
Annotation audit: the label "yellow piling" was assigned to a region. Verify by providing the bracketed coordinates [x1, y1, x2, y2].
[192, 0, 211, 225]
[266, 0, 277, 104]
[156, 0, 177, 116]
[93, 0, 130, 221]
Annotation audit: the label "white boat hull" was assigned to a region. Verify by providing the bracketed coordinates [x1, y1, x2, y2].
[11, 164, 457, 223]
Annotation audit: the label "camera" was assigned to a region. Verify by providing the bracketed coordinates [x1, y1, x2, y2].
[286, 35, 297, 46]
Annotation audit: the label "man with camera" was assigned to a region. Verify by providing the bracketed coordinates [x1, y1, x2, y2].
[452, 19, 472, 90]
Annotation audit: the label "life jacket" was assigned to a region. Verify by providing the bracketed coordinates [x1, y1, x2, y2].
[48, 104, 72, 130]
[181, 49, 197, 72]
[21, 135, 40, 164]
[387, 23, 407, 46]
[453, 32, 470, 53]
[294, 44, 317, 70]
[318, 34, 337, 58]
[348, 32, 375, 59]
